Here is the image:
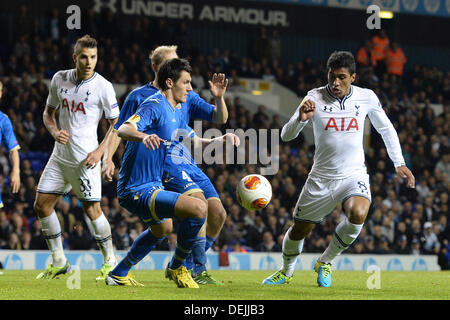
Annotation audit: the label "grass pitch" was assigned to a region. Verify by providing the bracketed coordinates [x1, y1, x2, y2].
[0, 270, 449, 300]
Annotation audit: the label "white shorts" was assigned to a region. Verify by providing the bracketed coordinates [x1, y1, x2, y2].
[37, 157, 102, 202]
[293, 173, 371, 224]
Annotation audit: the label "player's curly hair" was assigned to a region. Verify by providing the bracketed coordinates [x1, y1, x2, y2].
[157, 58, 192, 90]
[327, 51, 356, 75]
[74, 35, 97, 55]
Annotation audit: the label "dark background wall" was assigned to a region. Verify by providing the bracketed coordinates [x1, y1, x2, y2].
[1, 0, 450, 70]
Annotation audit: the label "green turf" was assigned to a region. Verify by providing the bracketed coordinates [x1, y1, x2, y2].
[0, 270, 449, 300]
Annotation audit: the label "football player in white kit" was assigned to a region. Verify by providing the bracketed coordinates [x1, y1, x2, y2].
[263, 51, 415, 287]
[35, 35, 119, 281]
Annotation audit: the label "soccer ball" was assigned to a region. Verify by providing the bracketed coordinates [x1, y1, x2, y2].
[236, 174, 272, 211]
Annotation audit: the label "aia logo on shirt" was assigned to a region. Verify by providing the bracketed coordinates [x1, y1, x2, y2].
[324, 117, 359, 132]
[62, 98, 86, 114]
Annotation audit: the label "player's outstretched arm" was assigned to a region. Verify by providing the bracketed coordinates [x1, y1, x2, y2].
[8, 148, 20, 193]
[43, 105, 69, 144]
[193, 133, 240, 148]
[281, 99, 315, 142]
[210, 73, 229, 124]
[368, 93, 411, 182]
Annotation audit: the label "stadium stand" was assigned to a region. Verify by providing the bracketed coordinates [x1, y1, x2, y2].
[0, 3, 448, 271]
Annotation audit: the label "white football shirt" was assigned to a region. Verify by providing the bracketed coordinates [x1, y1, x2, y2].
[46, 69, 120, 166]
[281, 84, 405, 179]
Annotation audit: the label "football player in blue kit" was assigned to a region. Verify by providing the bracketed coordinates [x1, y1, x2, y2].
[0, 81, 21, 207]
[103, 45, 233, 285]
[105, 58, 208, 288]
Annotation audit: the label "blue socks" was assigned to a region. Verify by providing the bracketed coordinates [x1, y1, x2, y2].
[184, 251, 195, 271]
[192, 237, 207, 275]
[184, 235, 216, 274]
[169, 217, 205, 270]
[191, 235, 217, 275]
[112, 218, 211, 276]
[112, 229, 164, 277]
[205, 235, 216, 252]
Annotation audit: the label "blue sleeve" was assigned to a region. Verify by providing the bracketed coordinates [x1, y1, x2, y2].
[133, 104, 159, 132]
[114, 92, 140, 130]
[1, 118, 20, 152]
[187, 92, 215, 122]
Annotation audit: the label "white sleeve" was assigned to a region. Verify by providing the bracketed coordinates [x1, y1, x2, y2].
[46, 73, 60, 109]
[101, 81, 120, 119]
[280, 96, 311, 142]
[367, 90, 406, 168]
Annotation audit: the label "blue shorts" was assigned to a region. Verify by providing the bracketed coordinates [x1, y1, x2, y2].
[163, 164, 219, 200]
[118, 186, 181, 226]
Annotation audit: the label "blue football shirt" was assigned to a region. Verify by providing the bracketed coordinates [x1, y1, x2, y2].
[0, 112, 20, 153]
[0, 111, 20, 207]
[117, 91, 192, 197]
[114, 83, 159, 131]
[115, 83, 216, 166]
[115, 83, 215, 130]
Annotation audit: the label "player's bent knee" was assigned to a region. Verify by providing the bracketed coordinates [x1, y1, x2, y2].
[345, 197, 370, 224]
[208, 201, 226, 224]
[33, 199, 42, 213]
[349, 208, 368, 224]
[81, 201, 102, 220]
[150, 220, 172, 238]
[205, 202, 226, 237]
[291, 221, 315, 240]
[33, 193, 58, 217]
[187, 199, 207, 220]
[190, 192, 208, 206]
[195, 200, 207, 219]
[175, 195, 207, 220]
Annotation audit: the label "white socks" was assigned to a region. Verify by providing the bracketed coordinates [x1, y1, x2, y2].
[281, 226, 304, 277]
[319, 218, 363, 264]
[39, 211, 66, 267]
[90, 213, 116, 266]
[39, 211, 116, 267]
[280, 219, 364, 275]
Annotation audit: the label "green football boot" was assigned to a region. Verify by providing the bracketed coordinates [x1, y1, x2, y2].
[96, 263, 115, 282]
[193, 271, 224, 285]
[36, 260, 71, 280]
[262, 270, 292, 285]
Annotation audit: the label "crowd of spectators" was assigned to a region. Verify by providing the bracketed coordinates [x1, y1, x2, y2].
[0, 5, 449, 270]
